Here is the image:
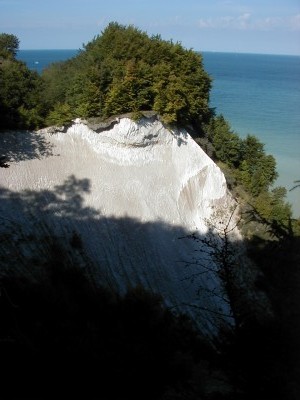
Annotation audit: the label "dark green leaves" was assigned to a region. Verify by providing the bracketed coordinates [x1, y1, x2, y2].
[42, 22, 211, 127]
[0, 33, 19, 59]
[0, 58, 44, 129]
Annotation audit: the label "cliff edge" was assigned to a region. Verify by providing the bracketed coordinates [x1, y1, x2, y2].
[0, 115, 241, 336]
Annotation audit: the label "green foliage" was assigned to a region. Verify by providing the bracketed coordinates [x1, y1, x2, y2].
[292, 218, 300, 236]
[41, 60, 73, 106]
[41, 22, 211, 127]
[0, 33, 19, 59]
[45, 102, 73, 126]
[103, 59, 153, 117]
[206, 115, 242, 167]
[153, 68, 188, 124]
[241, 134, 264, 163]
[238, 135, 278, 195]
[0, 25, 211, 129]
[204, 115, 293, 238]
[265, 186, 292, 219]
[251, 186, 293, 237]
[206, 116, 278, 196]
[0, 33, 45, 129]
[0, 57, 45, 129]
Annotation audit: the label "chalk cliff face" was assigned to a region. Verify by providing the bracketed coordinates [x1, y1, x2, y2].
[0, 116, 240, 335]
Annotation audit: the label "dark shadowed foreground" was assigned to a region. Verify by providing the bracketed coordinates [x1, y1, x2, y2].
[0, 175, 299, 399]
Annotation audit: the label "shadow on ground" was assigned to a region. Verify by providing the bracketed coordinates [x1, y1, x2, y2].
[0, 174, 299, 399]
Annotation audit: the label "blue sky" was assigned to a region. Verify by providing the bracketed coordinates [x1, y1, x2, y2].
[1, 0, 299, 54]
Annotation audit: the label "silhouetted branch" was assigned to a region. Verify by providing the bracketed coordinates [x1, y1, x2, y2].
[169, 302, 234, 319]
[289, 180, 300, 191]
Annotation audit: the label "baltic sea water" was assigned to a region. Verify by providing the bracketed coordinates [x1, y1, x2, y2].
[17, 49, 78, 73]
[202, 52, 300, 217]
[17, 50, 300, 217]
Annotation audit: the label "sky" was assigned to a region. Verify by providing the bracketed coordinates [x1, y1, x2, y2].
[1, 0, 300, 55]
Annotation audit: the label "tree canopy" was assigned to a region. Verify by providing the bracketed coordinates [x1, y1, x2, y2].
[42, 22, 212, 126]
[0, 27, 299, 399]
[0, 34, 44, 129]
[0, 26, 295, 236]
[0, 33, 20, 59]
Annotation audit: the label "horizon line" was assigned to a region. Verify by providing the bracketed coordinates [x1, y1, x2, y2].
[18, 48, 300, 57]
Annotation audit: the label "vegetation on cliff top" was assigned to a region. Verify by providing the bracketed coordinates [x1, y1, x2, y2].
[1, 25, 300, 399]
[0, 26, 298, 235]
[0, 24, 211, 128]
[43, 22, 211, 126]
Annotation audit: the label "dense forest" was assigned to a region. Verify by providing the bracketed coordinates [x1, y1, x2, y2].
[0, 24, 300, 399]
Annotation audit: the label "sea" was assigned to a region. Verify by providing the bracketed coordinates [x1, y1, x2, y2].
[17, 49, 300, 217]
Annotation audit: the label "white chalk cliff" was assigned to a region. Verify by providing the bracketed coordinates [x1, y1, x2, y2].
[0, 116, 241, 335]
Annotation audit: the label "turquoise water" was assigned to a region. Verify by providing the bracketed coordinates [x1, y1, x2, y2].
[202, 52, 300, 217]
[17, 50, 300, 216]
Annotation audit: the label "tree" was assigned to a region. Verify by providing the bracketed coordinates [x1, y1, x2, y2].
[207, 115, 242, 167]
[153, 67, 188, 124]
[241, 135, 264, 171]
[104, 59, 153, 118]
[45, 102, 73, 126]
[246, 186, 293, 239]
[290, 180, 300, 191]
[0, 33, 20, 59]
[41, 22, 212, 127]
[0, 57, 44, 129]
[238, 135, 278, 196]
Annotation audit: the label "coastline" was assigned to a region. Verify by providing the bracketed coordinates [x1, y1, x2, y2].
[17, 50, 300, 217]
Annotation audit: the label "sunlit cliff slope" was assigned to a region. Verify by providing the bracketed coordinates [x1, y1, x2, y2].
[0, 115, 244, 335]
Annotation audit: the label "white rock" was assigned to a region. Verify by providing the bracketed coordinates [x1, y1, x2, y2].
[0, 117, 240, 336]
